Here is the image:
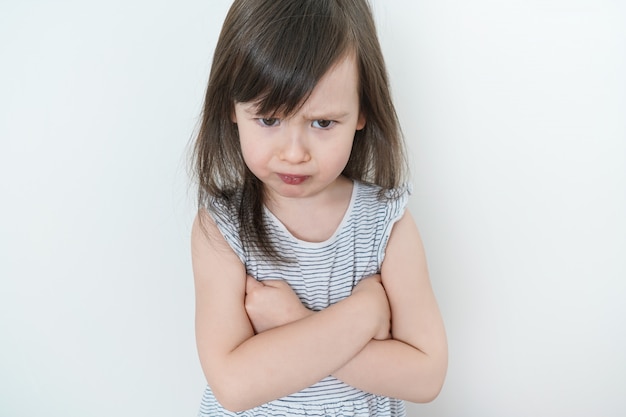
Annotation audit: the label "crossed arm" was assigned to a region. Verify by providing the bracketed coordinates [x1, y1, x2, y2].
[192, 209, 447, 412]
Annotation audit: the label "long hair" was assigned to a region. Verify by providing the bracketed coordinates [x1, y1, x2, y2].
[192, 0, 408, 261]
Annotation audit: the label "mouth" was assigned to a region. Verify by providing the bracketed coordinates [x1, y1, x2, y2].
[277, 174, 310, 185]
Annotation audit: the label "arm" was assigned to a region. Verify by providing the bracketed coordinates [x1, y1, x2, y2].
[192, 210, 390, 412]
[242, 210, 447, 402]
[332, 210, 448, 402]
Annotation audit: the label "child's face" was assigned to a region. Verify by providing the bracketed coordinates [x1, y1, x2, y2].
[233, 54, 365, 202]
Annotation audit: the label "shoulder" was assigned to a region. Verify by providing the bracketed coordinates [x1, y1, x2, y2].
[350, 181, 412, 265]
[198, 192, 247, 264]
[355, 180, 411, 202]
[191, 209, 238, 262]
[203, 191, 240, 225]
[354, 181, 411, 220]
[191, 209, 247, 291]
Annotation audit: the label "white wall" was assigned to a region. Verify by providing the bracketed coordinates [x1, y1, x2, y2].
[375, 2, 626, 416]
[1, 1, 624, 416]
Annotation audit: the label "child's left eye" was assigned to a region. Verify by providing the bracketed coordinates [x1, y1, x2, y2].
[312, 120, 334, 129]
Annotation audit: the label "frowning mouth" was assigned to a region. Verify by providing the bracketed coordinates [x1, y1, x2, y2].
[278, 174, 310, 185]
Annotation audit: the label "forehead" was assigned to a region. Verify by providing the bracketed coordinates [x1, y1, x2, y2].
[225, 1, 358, 116]
[238, 54, 360, 117]
[302, 55, 360, 112]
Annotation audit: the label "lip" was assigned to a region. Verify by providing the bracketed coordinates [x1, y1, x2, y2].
[277, 173, 310, 185]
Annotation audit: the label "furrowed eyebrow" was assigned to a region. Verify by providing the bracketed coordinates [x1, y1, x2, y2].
[241, 103, 281, 117]
[239, 102, 351, 120]
[241, 104, 262, 115]
[304, 111, 350, 120]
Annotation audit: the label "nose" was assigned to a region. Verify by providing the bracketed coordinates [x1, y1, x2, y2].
[279, 128, 311, 163]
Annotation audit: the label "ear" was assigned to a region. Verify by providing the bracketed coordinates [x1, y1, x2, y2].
[231, 109, 238, 123]
[356, 112, 366, 130]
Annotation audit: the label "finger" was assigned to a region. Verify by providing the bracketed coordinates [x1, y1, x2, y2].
[261, 279, 288, 289]
[363, 273, 382, 283]
[245, 275, 263, 294]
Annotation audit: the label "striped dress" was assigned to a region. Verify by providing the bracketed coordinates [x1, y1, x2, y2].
[199, 180, 410, 417]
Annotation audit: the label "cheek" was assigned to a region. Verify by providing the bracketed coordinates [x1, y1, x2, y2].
[239, 136, 271, 173]
[237, 126, 257, 157]
[239, 141, 258, 167]
[334, 128, 357, 154]
[322, 137, 354, 168]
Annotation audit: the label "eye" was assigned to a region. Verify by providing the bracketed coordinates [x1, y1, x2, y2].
[312, 120, 334, 129]
[257, 117, 280, 127]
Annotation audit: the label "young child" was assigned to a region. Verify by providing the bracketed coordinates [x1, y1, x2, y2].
[190, 0, 447, 415]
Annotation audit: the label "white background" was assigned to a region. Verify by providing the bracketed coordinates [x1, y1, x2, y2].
[1, 1, 624, 416]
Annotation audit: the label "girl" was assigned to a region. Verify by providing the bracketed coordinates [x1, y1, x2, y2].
[191, 0, 447, 415]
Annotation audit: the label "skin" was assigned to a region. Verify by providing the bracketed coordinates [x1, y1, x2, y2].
[192, 55, 448, 412]
[232, 54, 366, 242]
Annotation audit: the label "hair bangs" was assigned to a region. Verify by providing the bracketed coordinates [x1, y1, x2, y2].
[231, 1, 354, 117]
[195, 0, 408, 262]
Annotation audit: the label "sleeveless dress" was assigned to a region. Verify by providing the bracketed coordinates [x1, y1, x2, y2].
[199, 180, 410, 417]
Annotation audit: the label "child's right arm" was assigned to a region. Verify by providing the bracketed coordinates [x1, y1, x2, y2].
[191, 211, 389, 412]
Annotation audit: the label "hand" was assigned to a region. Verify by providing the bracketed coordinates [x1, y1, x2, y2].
[244, 276, 313, 334]
[352, 274, 391, 340]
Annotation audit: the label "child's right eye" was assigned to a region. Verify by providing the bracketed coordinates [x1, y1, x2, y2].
[257, 118, 280, 127]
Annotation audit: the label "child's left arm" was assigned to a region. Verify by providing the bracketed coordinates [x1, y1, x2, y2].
[331, 209, 448, 402]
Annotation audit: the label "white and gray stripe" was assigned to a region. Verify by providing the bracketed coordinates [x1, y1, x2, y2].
[199, 180, 410, 416]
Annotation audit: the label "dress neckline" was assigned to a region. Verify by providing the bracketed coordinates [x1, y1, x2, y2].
[263, 180, 359, 247]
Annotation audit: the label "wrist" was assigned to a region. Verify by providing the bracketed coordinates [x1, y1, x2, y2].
[354, 283, 390, 339]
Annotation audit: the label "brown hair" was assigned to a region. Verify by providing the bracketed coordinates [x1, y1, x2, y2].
[192, 0, 408, 261]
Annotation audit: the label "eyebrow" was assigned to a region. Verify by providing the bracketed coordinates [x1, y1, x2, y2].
[304, 111, 350, 120]
[241, 104, 264, 115]
[239, 102, 351, 121]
